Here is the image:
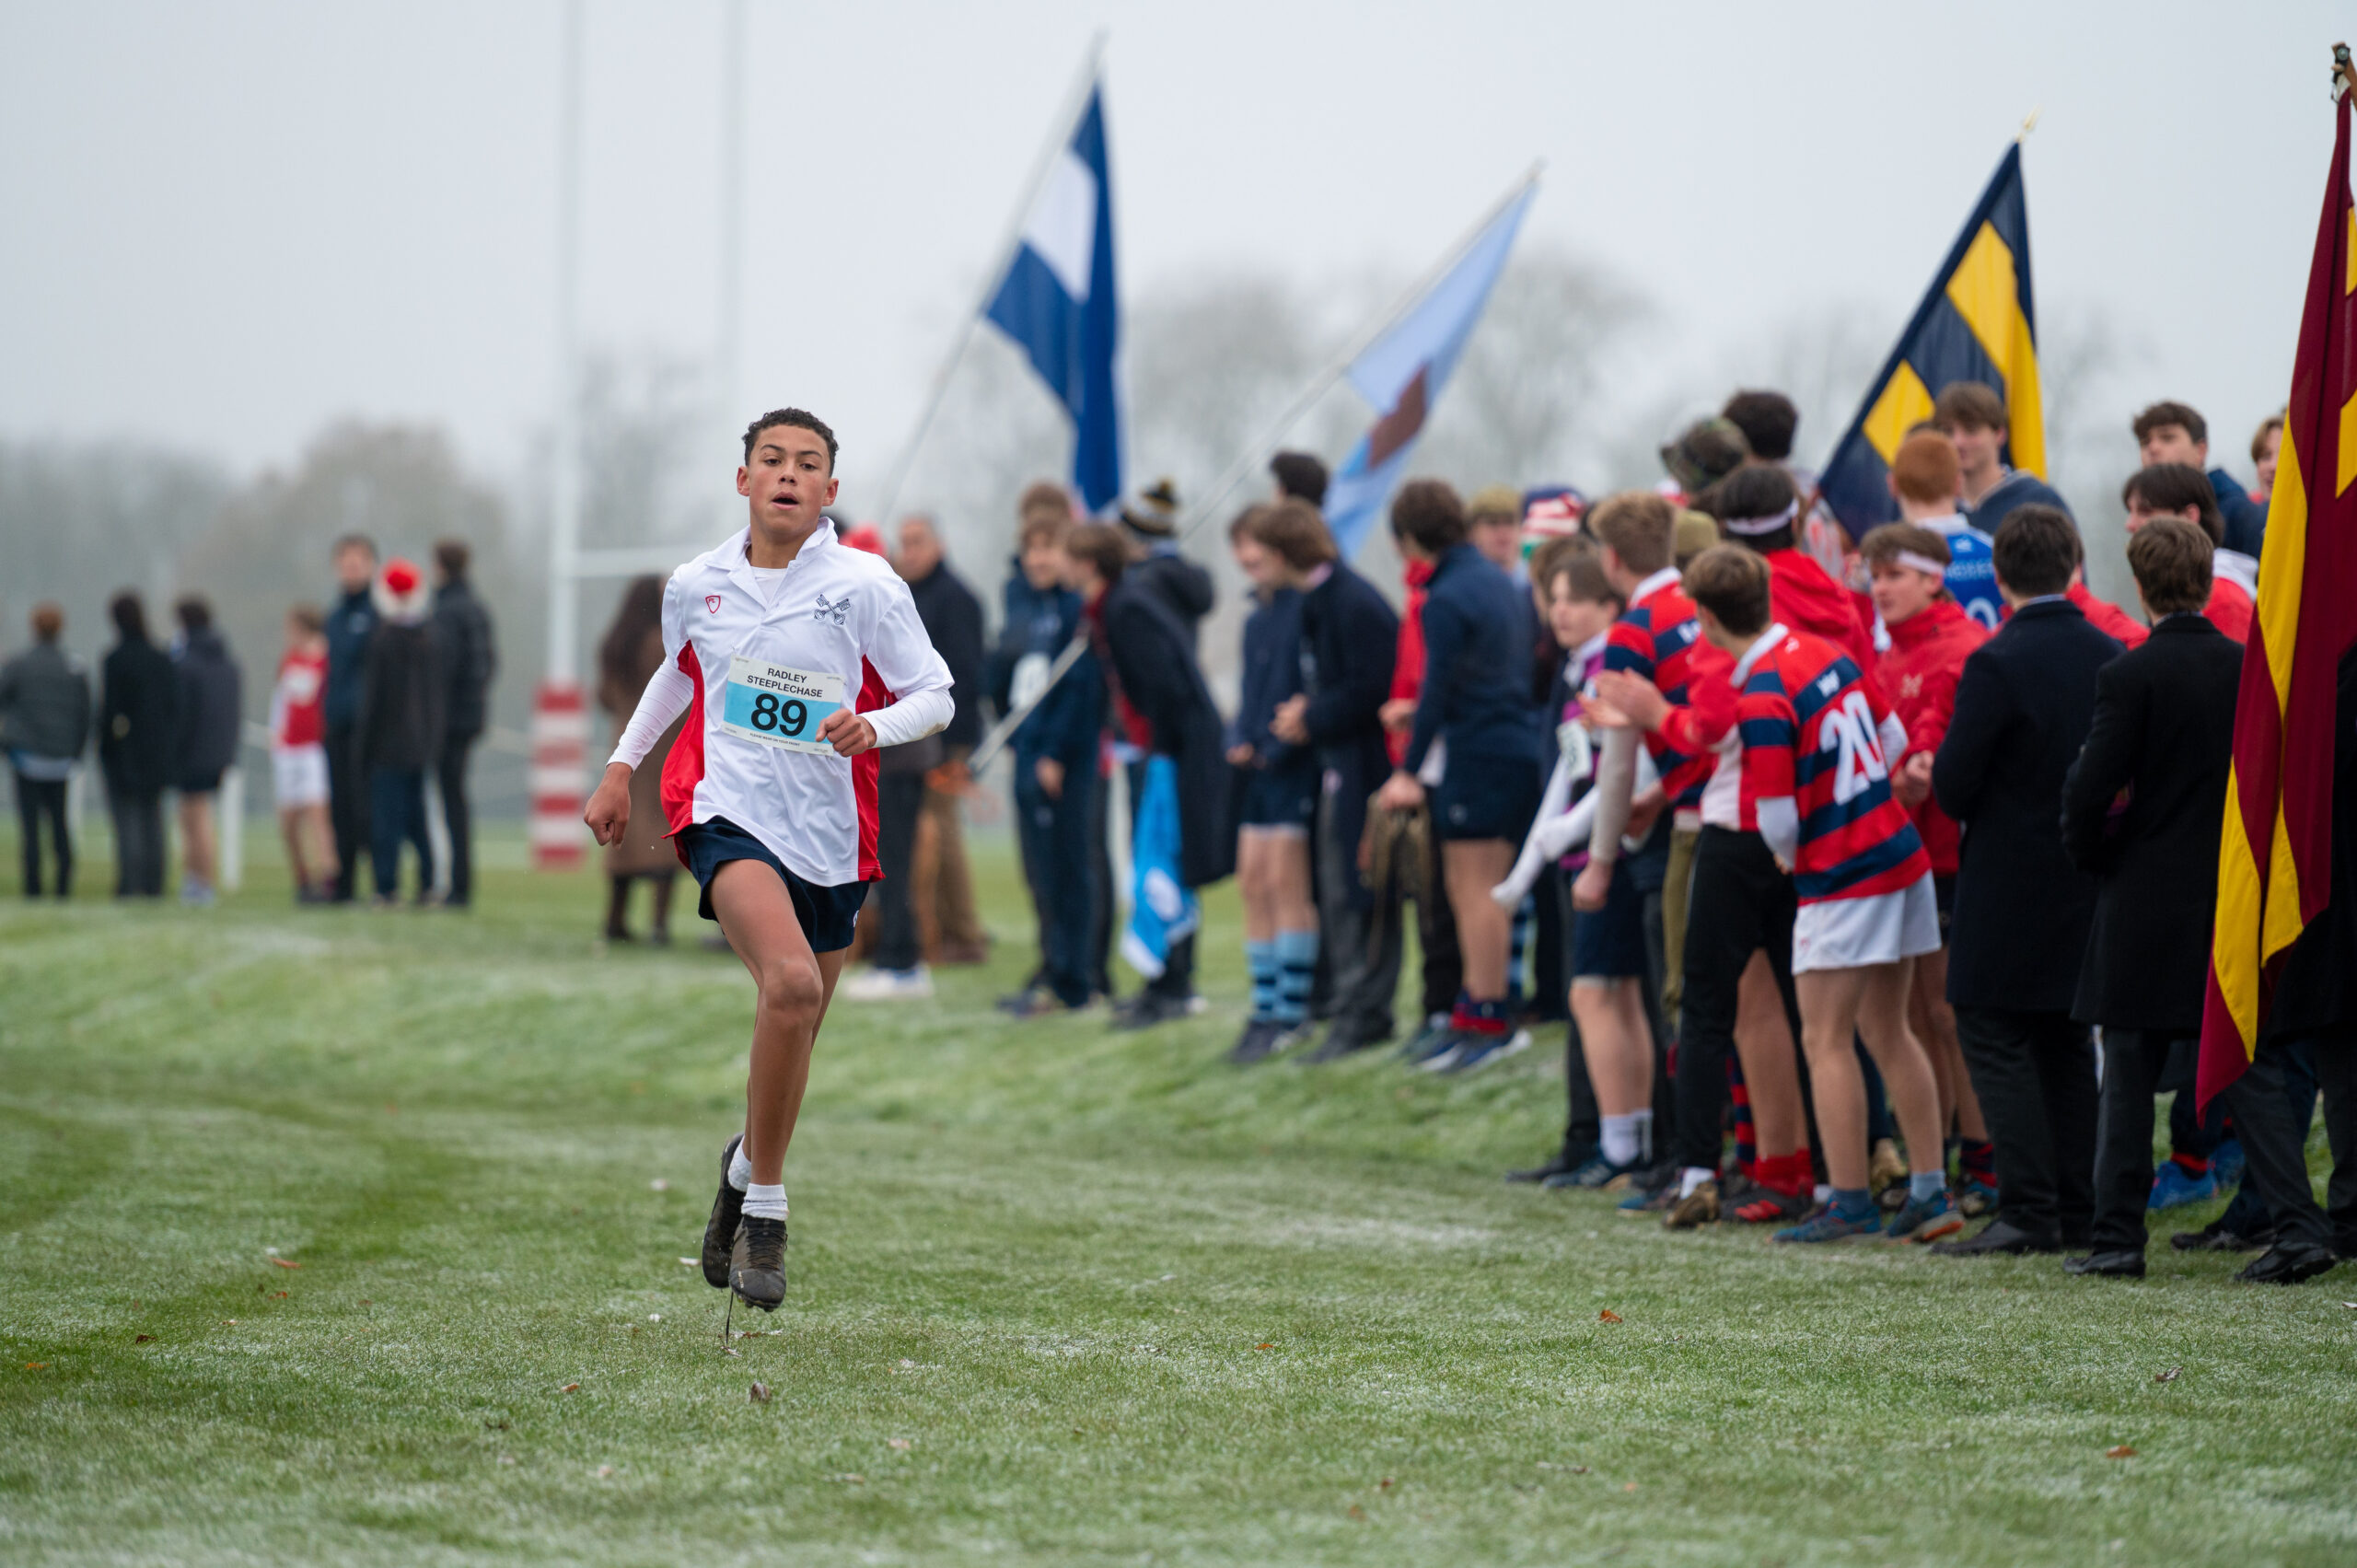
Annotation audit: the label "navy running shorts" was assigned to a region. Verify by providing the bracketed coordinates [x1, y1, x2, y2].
[1570, 855, 1649, 980]
[1239, 760, 1318, 830]
[678, 815, 868, 952]
[1432, 750, 1541, 842]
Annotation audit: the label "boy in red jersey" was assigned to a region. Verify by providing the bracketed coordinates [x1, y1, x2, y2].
[1682, 546, 1961, 1244]
[270, 605, 337, 901]
[1864, 523, 1998, 1212]
[1588, 498, 1813, 1227]
[1701, 466, 1877, 673]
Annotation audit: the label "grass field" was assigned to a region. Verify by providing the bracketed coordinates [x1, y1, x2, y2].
[3, 827, 2354, 1567]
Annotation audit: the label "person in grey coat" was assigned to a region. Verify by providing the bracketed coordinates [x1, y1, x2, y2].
[0, 602, 92, 898]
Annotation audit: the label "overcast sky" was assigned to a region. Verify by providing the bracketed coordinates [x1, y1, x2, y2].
[3, 1, 2344, 509]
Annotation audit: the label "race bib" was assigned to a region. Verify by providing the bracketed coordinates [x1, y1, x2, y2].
[720, 656, 844, 754]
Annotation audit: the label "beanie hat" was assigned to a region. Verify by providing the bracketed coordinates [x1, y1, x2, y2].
[1120, 478, 1182, 539]
[1673, 508, 1723, 565]
[372, 558, 432, 625]
[1519, 485, 1587, 546]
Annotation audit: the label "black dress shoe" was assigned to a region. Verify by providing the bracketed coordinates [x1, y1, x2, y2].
[1301, 1025, 1390, 1064]
[2063, 1249, 2147, 1277]
[2170, 1220, 2274, 1252]
[2234, 1243, 2339, 1284]
[1929, 1219, 2061, 1257]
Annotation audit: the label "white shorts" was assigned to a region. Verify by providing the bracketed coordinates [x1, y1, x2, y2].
[1792, 873, 1941, 974]
[272, 743, 329, 808]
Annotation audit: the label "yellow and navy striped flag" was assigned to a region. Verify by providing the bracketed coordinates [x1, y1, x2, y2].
[1820, 145, 2044, 534]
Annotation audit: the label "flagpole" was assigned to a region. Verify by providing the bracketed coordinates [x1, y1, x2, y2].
[1175, 161, 1544, 542]
[865, 31, 1108, 528]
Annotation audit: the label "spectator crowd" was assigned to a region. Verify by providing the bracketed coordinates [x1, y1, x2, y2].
[0, 534, 496, 909]
[819, 384, 2348, 1285]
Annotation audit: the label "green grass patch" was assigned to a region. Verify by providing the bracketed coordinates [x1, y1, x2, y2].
[2, 830, 2352, 1565]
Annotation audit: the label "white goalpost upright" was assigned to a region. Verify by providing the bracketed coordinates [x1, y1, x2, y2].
[529, 0, 590, 871]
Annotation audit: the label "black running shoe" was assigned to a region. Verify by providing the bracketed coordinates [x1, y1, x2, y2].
[701, 1134, 745, 1289]
[730, 1214, 788, 1310]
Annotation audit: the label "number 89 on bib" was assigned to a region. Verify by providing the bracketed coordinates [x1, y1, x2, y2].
[721, 656, 844, 754]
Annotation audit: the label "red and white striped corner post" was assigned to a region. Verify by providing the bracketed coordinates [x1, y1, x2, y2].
[529, 680, 587, 868]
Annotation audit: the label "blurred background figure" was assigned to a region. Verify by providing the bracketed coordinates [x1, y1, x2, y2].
[891, 513, 989, 967]
[323, 534, 379, 903]
[170, 594, 242, 907]
[98, 591, 177, 898]
[429, 538, 497, 910]
[1, 602, 91, 899]
[270, 604, 337, 902]
[359, 558, 443, 907]
[594, 575, 682, 943]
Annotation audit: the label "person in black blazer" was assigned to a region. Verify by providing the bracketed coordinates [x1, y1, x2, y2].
[2059, 520, 2243, 1276]
[1929, 505, 2123, 1256]
[1266, 507, 1401, 1059]
[96, 591, 180, 899]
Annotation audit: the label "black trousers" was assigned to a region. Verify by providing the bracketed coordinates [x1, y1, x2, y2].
[436, 730, 478, 907]
[1953, 1006, 2098, 1242]
[2089, 1029, 2186, 1253]
[14, 772, 71, 898]
[1677, 827, 1801, 1175]
[326, 720, 369, 901]
[1316, 784, 1401, 1042]
[870, 769, 927, 971]
[2227, 1030, 2357, 1255]
[107, 783, 166, 897]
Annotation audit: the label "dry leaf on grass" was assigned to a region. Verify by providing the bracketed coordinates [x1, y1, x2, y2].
[2107, 1445, 2137, 1459]
[1255, 1342, 1275, 1351]
[888, 1438, 912, 1451]
[1598, 1309, 1622, 1324]
[1377, 1478, 1393, 1491]
[749, 1382, 772, 1404]
[271, 1258, 300, 1270]
[134, 1334, 153, 1344]
[1622, 1481, 1639, 1492]
[561, 1384, 580, 1394]
[2154, 1367, 2181, 1384]
[22, 1363, 47, 1371]
[597, 1465, 613, 1479]
[1348, 1504, 1365, 1520]
[830, 1473, 865, 1484]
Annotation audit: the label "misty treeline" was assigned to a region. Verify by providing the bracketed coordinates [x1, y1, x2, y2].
[0, 250, 2148, 816]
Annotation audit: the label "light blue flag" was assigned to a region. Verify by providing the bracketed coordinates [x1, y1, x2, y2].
[1324, 182, 1538, 558]
[1120, 755, 1198, 981]
[986, 86, 1123, 513]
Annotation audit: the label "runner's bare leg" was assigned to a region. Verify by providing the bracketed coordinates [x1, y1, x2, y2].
[709, 858, 848, 1187]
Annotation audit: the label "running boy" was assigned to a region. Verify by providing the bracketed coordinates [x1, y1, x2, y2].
[270, 605, 338, 902]
[1680, 546, 1959, 1244]
[586, 409, 954, 1312]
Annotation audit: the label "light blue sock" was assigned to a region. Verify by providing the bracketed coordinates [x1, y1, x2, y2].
[1273, 928, 1318, 1026]
[1908, 1170, 1946, 1203]
[1246, 939, 1278, 1023]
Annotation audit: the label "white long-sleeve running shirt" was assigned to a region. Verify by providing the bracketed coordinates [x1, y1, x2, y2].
[605, 521, 954, 886]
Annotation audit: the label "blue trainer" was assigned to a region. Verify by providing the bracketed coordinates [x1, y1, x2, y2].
[2148, 1162, 2219, 1211]
[1773, 1203, 1883, 1244]
[2209, 1138, 2246, 1189]
[1885, 1189, 1966, 1244]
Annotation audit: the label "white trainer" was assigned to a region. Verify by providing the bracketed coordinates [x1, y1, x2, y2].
[841, 965, 934, 1002]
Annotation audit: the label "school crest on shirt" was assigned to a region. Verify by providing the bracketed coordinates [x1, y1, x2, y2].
[811, 590, 849, 628]
[1899, 673, 1923, 701]
[704, 595, 722, 613]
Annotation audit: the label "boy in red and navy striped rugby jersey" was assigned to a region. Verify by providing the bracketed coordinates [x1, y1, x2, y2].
[1683, 544, 1961, 1247]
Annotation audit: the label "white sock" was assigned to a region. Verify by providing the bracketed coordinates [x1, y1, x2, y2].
[743, 1182, 788, 1222]
[1630, 1109, 1655, 1164]
[1600, 1114, 1641, 1167]
[1813, 1182, 1834, 1206]
[727, 1140, 752, 1192]
[1679, 1166, 1713, 1198]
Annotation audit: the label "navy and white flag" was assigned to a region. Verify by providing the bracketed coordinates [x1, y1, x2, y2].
[986, 85, 1123, 513]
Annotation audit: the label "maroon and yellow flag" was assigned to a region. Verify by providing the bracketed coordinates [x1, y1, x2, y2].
[2199, 80, 2357, 1109]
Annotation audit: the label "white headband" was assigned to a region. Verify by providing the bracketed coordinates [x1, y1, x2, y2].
[1895, 549, 1949, 577]
[1724, 500, 1799, 537]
